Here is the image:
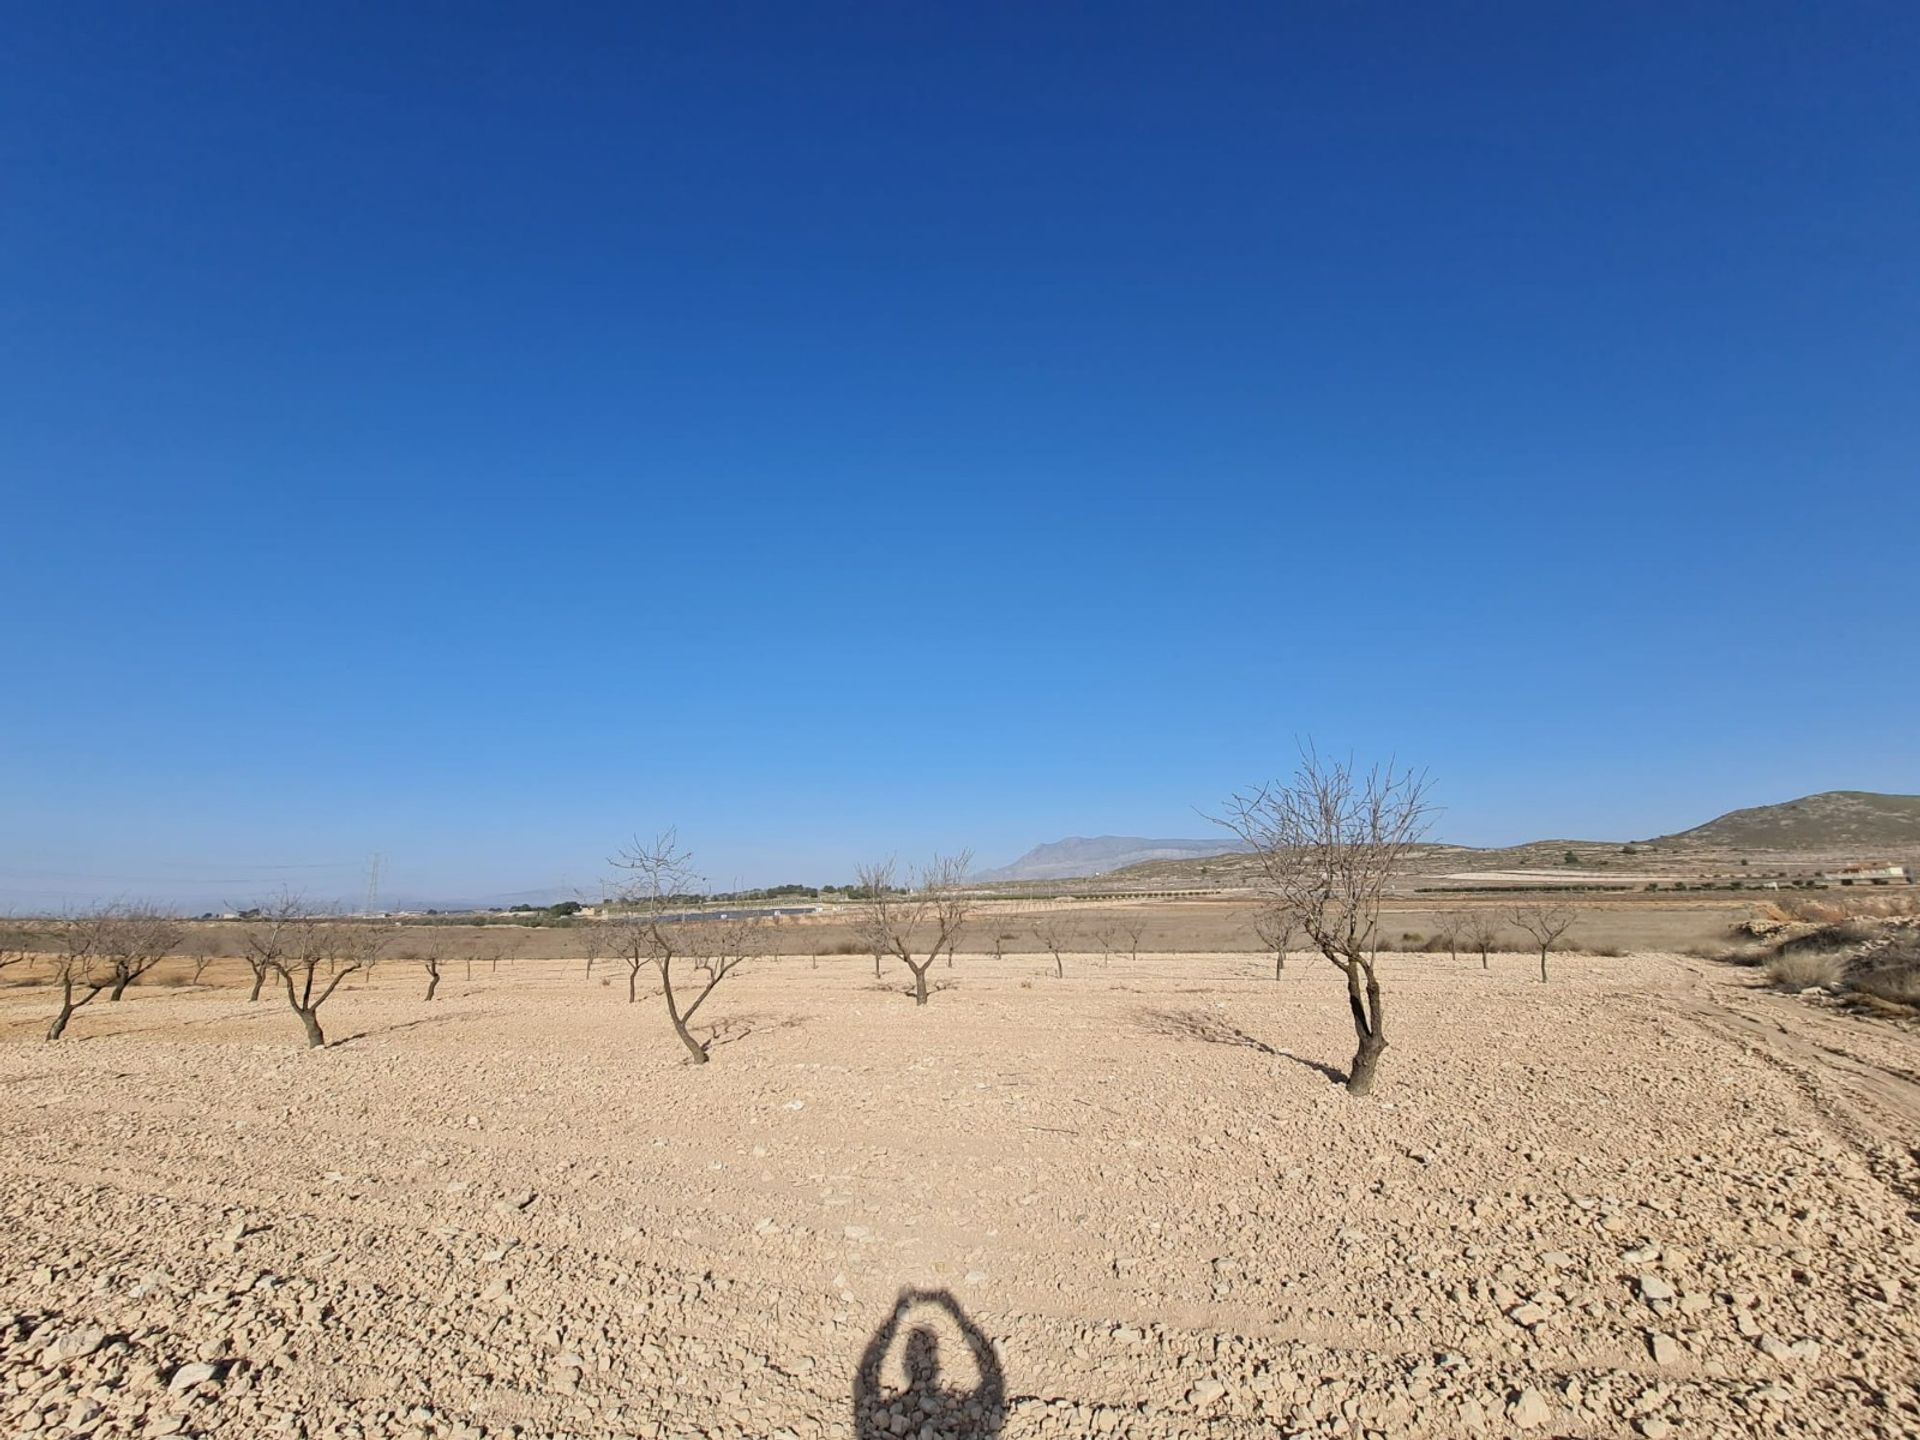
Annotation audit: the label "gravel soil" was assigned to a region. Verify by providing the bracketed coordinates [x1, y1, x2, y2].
[2, 950, 1917, 1439]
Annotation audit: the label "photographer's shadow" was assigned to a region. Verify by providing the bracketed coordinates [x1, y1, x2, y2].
[853, 1288, 1005, 1439]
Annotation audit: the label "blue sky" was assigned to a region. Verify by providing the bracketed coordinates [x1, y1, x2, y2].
[3, 4, 1916, 909]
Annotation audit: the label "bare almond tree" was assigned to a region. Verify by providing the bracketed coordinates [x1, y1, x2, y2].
[1252, 905, 1296, 980]
[852, 852, 973, 1007]
[1217, 748, 1433, 1097]
[1120, 917, 1147, 964]
[240, 892, 308, 1001]
[1510, 901, 1577, 983]
[411, 932, 449, 1001]
[579, 920, 609, 979]
[608, 832, 746, 1063]
[268, 916, 381, 1048]
[97, 904, 184, 1001]
[46, 911, 112, 1041]
[1033, 913, 1076, 979]
[1459, 909, 1502, 969]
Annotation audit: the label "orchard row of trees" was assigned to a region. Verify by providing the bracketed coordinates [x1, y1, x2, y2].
[6, 748, 1601, 1097]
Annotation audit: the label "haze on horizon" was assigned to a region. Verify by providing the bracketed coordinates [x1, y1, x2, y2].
[4, 7, 1916, 912]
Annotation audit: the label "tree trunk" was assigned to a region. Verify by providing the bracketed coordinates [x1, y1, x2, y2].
[297, 1008, 325, 1048]
[661, 973, 709, 1064]
[109, 977, 129, 1002]
[248, 967, 265, 1002]
[1274, 950, 1285, 980]
[1538, 946, 1549, 983]
[628, 967, 638, 1003]
[47, 990, 76, 1042]
[1480, 946, 1489, 970]
[1347, 1031, 1387, 1096]
[873, 952, 882, 979]
[912, 965, 928, 1006]
[671, 1016, 709, 1063]
[425, 972, 440, 1001]
[1053, 952, 1064, 979]
[1343, 962, 1387, 1097]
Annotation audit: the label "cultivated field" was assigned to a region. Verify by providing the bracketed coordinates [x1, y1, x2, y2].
[3, 946, 1918, 1439]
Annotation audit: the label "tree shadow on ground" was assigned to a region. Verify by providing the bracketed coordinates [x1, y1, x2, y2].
[854, 1289, 1005, 1440]
[701, 1013, 806, 1051]
[1138, 1006, 1348, 1086]
[332, 1010, 482, 1047]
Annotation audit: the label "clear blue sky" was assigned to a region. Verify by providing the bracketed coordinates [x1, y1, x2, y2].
[4, 4, 1916, 910]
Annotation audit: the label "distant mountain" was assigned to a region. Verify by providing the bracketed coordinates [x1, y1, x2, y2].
[973, 836, 1246, 883]
[1650, 791, 1920, 850]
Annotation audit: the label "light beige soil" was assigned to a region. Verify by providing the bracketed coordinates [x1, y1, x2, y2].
[2, 950, 1917, 1439]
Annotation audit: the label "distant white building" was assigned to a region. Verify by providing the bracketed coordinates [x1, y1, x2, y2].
[1823, 863, 1913, 886]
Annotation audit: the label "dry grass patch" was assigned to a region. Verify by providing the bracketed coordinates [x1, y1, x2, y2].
[1764, 949, 1844, 990]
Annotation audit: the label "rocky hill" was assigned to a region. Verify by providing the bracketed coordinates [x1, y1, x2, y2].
[1649, 791, 1920, 850]
[972, 836, 1245, 883]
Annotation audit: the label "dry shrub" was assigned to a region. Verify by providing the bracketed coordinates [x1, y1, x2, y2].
[816, 939, 865, 956]
[1778, 920, 1875, 954]
[1765, 950, 1844, 990]
[1851, 936, 1920, 1007]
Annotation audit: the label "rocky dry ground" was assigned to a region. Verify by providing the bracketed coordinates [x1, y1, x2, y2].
[2, 949, 1917, 1440]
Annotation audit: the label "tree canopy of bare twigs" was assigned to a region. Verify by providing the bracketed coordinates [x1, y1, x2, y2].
[1458, 908, 1502, 969]
[268, 916, 382, 1048]
[96, 904, 184, 1002]
[1252, 904, 1296, 980]
[1120, 917, 1146, 964]
[1510, 901, 1577, 983]
[578, 920, 609, 979]
[1033, 913, 1075, 979]
[607, 832, 746, 1063]
[46, 911, 110, 1041]
[851, 852, 973, 1006]
[240, 891, 308, 1002]
[1216, 748, 1433, 1097]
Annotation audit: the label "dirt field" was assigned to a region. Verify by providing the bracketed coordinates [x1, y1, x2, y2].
[3, 948, 1918, 1439]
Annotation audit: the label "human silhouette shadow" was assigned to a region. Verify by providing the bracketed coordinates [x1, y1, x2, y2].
[853, 1288, 1005, 1439]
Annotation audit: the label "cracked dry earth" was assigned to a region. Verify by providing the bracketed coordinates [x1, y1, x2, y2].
[3, 950, 1918, 1440]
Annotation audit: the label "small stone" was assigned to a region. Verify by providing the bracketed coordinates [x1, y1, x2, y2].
[1637, 1273, 1675, 1303]
[44, 1328, 108, 1365]
[1648, 1332, 1681, 1365]
[167, 1362, 219, 1393]
[1509, 1303, 1549, 1328]
[1508, 1387, 1552, 1430]
[1188, 1378, 1226, 1406]
[1638, 1419, 1673, 1438]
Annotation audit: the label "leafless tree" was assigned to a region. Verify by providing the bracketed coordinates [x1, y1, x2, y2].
[1093, 926, 1118, 966]
[1510, 902, 1577, 983]
[579, 920, 609, 979]
[1252, 905, 1296, 979]
[185, 932, 218, 985]
[1459, 908, 1502, 969]
[607, 832, 746, 1064]
[410, 932, 449, 1001]
[1120, 917, 1147, 964]
[1216, 747, 1433, 1097]
[240, 892, 308, 1001]
[490, 929, 522, 974]
[852, 852, 973, 1007]
[268, 916, 382, 1048]
[96, 904, 184, 1001]
[46, 911, 112, 1041]
[610, 919, 652, 1003]
[1033, 913, 1076, 979]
